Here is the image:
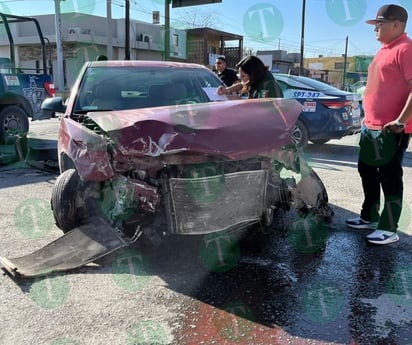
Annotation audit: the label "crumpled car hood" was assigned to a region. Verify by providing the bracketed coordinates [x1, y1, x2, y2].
[87, 98, 302, 160]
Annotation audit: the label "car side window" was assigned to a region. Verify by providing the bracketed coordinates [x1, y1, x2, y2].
[277, 80, 289, 93]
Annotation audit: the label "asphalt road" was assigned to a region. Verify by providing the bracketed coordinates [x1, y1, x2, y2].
[0, 119, 412, 345]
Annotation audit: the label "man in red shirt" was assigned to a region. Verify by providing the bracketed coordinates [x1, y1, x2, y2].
[346, 4, 412, 244]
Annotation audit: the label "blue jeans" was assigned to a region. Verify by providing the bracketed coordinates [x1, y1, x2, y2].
[358, 126, 410, 231]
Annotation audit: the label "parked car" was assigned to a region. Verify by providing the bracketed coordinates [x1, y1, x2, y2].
[349, 80, 366, 116]
[274, 73, 362, 148]
[348, 80, 367, 95]
[0, 60, 333, 278]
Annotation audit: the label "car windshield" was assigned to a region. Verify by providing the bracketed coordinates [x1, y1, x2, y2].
[74, 66, 222, 112]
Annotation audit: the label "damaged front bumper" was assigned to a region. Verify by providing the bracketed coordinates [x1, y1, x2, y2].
[0, 216, 128, 279]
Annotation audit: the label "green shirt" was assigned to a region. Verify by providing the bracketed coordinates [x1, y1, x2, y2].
[251, 71, 283, 98]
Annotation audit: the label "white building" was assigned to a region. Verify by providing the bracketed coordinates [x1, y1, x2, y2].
[0, 12, 187, 92]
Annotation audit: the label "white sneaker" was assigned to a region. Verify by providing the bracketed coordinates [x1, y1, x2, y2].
[366, 230, 399, 244]
[346, 216, 378, 230]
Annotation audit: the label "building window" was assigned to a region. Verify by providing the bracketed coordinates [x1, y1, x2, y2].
[335, 62, 348, 70]
[173, 34, 178, 46]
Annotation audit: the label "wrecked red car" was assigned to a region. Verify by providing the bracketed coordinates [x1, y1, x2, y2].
[0, 61, 333, 278]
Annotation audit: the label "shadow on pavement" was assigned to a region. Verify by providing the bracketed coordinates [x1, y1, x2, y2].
[0, 135, 58, 190]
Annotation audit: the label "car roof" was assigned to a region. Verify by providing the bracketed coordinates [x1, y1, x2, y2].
[88, 60, 210, 70]
[274, 73, 351, 95]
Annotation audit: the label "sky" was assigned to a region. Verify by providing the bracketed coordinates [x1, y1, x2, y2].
[0, 0, 411, 57]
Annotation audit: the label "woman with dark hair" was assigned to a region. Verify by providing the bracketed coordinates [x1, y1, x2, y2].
[217, 55, 283, 98]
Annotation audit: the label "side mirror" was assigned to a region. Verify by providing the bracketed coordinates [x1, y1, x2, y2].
[41, 97, 66, 113]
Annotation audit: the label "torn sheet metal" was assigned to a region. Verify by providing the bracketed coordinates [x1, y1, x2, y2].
[61, 99, 302, 181]
[89, 98, 302, 159]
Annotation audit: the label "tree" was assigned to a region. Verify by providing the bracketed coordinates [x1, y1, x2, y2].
[172, 8, 221, 28]
[243, 47, 255, 57]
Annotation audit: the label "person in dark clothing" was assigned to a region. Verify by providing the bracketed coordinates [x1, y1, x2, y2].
[215, 56, 239, 87]
[217, 55, 283, 98]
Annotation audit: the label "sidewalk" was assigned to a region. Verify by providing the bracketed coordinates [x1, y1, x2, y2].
[0, 117, 59, 168]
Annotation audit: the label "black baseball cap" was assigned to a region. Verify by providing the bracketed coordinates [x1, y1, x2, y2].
[366, 4, 408, 24]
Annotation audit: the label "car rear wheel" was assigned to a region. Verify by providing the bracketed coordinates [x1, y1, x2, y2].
[291, 120, 308, 148]
[51, 169, 82, 233]
[0, 106, 29, 144]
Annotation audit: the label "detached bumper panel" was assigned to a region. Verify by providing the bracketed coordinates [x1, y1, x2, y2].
[0, 216, 128, 279]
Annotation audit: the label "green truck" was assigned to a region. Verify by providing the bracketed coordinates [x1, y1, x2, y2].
[0, 12, 54, 148]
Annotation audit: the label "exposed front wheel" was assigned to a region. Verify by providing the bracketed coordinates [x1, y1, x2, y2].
[293, 168, 334, 221]
[51, 169, 83, 233]
[0, 106, 29, 144]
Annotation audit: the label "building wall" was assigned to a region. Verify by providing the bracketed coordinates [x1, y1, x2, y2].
[0, 13, 188, 90]
[303, 55, 372, 88]
[1, 12, 372, 91]
[187, 39, 204, 65]
[255, 50, 301, 74]
[186, 29, 242, 70]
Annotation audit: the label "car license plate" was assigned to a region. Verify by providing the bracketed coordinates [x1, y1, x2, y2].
[352, 118, 360, 126]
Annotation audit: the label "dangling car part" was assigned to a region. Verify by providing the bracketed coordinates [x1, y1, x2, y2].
[0, 61, 333, 279]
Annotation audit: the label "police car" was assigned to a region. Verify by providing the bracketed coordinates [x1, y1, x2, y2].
[274, 73, 361, 148]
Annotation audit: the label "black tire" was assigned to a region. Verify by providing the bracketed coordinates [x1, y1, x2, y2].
[311, 139, 330, 145]
[51, 169, 82, 233]
[291, 120, 309, 148]
[0, 106, 29, 144]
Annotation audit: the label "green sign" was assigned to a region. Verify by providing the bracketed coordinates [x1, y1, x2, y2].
[354, 56, 373, 72]
[172, 0, 222, 8]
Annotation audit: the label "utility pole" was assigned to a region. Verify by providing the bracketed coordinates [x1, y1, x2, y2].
[164, 0, 170, 61]
[106, 0, 113, 59]
[125, 0, 130, 60]
[299, 0, 306, 76]
[53, 0, 65, 93]
[342, 35, 348, 89]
